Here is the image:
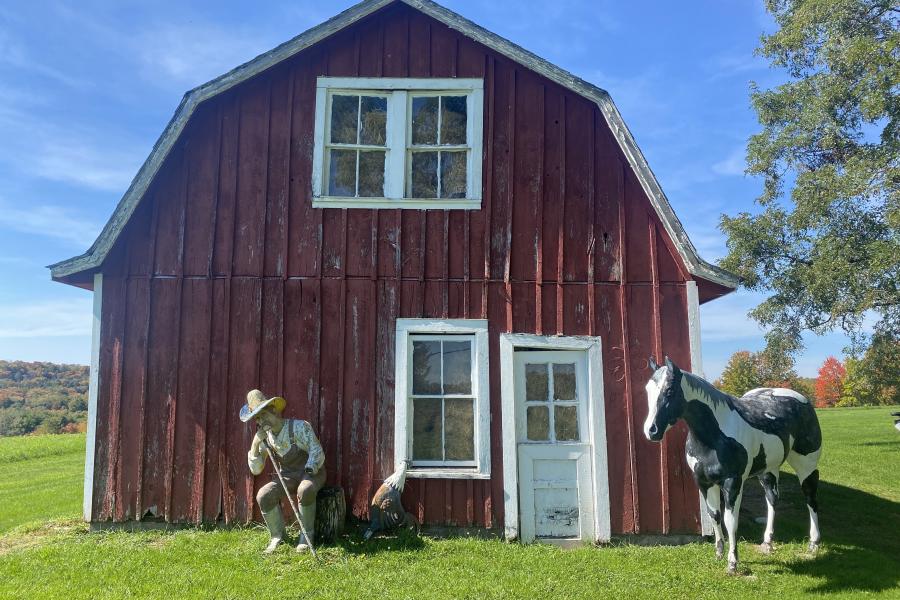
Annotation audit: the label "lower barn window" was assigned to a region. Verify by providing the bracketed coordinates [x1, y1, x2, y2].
[411, 337, 475, 464]
[395, 319, 490, 478]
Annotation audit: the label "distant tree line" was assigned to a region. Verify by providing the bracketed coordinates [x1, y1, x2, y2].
[716, 334, 898, 408]
[714, 350, 816, 401]
[0, 361, 89, 436]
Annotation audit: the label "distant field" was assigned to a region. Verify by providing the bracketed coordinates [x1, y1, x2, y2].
[0, 408, 897, 599]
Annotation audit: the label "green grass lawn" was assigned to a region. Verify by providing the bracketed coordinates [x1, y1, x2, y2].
[0, 434, 84, 533]
[1, 407, 898, 599]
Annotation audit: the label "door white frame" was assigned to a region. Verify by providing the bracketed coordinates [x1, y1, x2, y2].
[499, 333, 611, 542]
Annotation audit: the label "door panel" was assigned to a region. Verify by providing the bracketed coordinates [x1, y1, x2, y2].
[515, 350, 594, 543]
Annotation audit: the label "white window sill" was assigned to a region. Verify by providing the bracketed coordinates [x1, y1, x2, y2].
[312, 196, 481, 210]
[406, 468, 491, 480]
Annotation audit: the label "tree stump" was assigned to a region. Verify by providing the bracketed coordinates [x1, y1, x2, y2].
[314, 486, 346, 543]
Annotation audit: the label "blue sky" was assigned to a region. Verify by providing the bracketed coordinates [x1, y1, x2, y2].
[0, 0, 853, 378]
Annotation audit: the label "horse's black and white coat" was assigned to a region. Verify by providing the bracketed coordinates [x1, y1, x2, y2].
[644, 357, 822, 574]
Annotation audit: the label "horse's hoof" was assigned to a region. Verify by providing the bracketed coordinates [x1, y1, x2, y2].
[726, 563, 738, 576]
[808, 541, 819, 553]
[759, 542, 773, 555]
[715, 542, 725, 560]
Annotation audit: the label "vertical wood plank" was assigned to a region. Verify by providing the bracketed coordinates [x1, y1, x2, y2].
[660, 284, 697, 533]
[283, 279, 321, 428]
[617, 161, 640, 533]
[556, 95, 566, 333]
[212, 95, 240, 277]
[224, 278, 262, 523]
[232, 79, 271, 277]
[287, 51, 325, 277]
[265, 69, 292, 278]
[97, 275, 126, 520]
[119, 277, 150, 521]
[563, 96, 592, 283]
[152, 146, 187, 277]
[343, 279, 374, 517]
[510, 72, 543, 284]
[649, 220, 669, 534]
[375, 279, 399, 481]
[171, 279, 212, 522]
[203, 278, 229, 522]
[142, 278, 180, 520]
[595, 284, 632, 534]
[183, 106, 222, 277]
[318, 278, 343, 482]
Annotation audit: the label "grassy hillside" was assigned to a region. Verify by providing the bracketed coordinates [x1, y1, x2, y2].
[0, 407, 897, 599]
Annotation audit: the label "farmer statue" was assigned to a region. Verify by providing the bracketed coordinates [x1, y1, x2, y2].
[240, 389, 326, 554]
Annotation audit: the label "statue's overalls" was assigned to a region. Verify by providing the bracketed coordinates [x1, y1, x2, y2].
[255, 420, 326, 552]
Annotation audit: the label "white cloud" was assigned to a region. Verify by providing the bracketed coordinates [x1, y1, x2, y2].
[0, 298, 93, 338]
[711, 145, 747, 176]
[136, 23, 275, 89]
[0, 28, 91, 90]
[699, 291, 766, 342]
[704, 53, 768, 81]
[0, 91, 144, 192]
[590, 68, 668, 124]
[0, 198, 102, 248]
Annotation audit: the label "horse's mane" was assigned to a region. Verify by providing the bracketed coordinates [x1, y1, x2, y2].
[681, 371, 738, 411]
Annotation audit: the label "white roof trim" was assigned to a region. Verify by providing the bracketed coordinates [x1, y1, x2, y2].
[49, 0, 739, 289]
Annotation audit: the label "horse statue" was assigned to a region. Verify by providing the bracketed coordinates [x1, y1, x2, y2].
[643, 357, 822, 574]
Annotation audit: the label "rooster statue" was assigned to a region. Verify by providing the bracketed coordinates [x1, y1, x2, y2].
[363, 460, 418, 540]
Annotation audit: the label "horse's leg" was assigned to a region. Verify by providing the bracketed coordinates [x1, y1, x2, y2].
[758, 471, 779, 553]
[722, 477, 744, 574]
[788, 449, 821, 552]
[704, 485, 725, 560]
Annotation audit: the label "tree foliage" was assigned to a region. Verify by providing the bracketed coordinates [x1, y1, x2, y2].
[715, 349, 810, 398]
[815, 356, 846, 407]
[720, 0, 900, 359]
[0, 361, 89, 436]
[839, 332, 900, 405]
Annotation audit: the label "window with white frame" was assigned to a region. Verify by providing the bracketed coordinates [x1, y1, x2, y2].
[312, 77, 484, 209]
[394, 319, 490, 478]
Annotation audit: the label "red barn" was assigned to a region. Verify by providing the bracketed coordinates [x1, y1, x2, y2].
[51, 0, 738, 542]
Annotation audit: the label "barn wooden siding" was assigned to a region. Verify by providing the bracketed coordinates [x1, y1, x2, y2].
[89, 3, 700, 534]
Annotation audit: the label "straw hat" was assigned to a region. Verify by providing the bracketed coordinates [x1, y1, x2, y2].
[239, 389, 286, 422]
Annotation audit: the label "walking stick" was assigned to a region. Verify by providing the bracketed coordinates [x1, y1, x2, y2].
[263, 444, 319, 560]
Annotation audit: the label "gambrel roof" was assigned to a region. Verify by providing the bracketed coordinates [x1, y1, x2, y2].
[49, 0, 740, 291]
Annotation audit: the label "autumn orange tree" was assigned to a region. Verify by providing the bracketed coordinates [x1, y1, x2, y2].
[815, 356, 846, 408]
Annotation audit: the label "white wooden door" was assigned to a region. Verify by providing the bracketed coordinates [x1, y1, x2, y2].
[515, 350, 595, 543]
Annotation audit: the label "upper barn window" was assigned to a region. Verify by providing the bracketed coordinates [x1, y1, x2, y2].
[312, 77, 484, 209]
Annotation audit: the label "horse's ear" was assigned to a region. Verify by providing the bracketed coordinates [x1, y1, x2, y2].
[665, 356, 680, 374]
[649, 356, 659, 371]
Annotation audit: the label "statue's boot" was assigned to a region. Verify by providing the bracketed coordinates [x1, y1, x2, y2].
[262, 507, 286, 554]
[296, 503, 316, 553]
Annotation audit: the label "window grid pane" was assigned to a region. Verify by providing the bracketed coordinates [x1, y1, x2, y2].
[407, 95, 469, 199]
[523, 361, 583, 443]
[327, 93, 388, 197]
[410, 336, 476, 465]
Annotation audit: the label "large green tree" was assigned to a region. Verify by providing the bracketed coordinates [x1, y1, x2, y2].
[720, 0, 899, 359]
[714, 349, 807, 397]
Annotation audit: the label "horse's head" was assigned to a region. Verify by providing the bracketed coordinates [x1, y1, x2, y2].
[643, 356, 685, 442]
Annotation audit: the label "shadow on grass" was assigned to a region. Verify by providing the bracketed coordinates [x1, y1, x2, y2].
[313, 522, 426, 556]
[740, 473, 900, 594]
[858, 440, 900, 448]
